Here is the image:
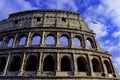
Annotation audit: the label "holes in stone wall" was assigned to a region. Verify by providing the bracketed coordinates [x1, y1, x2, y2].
[7, 38, 14, 47]
[104, 60, 112, 73]
[0, 57, 7, 72]
[46, 35, 55, 45]
[92, 58, 101, 72]
[37, 17, 41, 22]
[43, 55, 54, 71]
[61, 56, 71, 71]
[74, 37, 81, 47]
[60, 35, 68, 46]
[0, 39, 2, 46]
[61, 17, 66, 22]
[9, 56, 21, 71]
[25, 55, 37, 71]
[19, 36, 26, 46]
[31, 35, 41, 45]
[77, 57, 87, 72]
[86, 37, 94, 48]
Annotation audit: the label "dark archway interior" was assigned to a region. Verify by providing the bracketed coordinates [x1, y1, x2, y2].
[25, 55, 37, 71]
[104, 60, 112, 73]
[61, 56, 71, 71]
[92, 58, 101, 72]
[77, 57, 87, 72]
[9, 56, 21, 71]
[43, 55, 54, 71]
[0, 57, 7, 72]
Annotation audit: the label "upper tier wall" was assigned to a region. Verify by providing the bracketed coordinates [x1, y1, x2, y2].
[0, 10, 89, 31]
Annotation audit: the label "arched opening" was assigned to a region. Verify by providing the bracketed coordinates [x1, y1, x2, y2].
[43, 55, 54, 71]
[0, 57, 7, 72]
[19, 36, 26, 46]
[25, 55, 37, 71]
[60, 35, 68, 46]
[86, 38, 94, 48]
[74, 37, 81, 47]
[46, 35, 55, 45]
[61, 56, 71, 71]
[77, 57, 87, 72]
[104, 60, 112, 73]
[9, 56, 21, 71]
[31, 35, 41, 45]
[92, 58, 101, 72]
[7, 38, 14, 47]
[0, 39, 3, 46]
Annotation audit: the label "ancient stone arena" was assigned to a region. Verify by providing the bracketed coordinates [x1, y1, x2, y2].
[0, 9, 119, 80]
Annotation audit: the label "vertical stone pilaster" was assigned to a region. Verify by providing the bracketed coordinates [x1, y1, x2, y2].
[56, 32, 60, 47]
[41, 32, 45, 46]
[73, 53, 78, 76]
[3, 53, 11, 76]
[87, 54, 93, 76]
[83, 34, 87, 48]
[26, 32, 31, 47]
[19, 53, 27, 76]
[70, 33, 74, 48]
[12, 34, 18, 48]
[56, 52, 60, 76]
[37, 52, 42, 76]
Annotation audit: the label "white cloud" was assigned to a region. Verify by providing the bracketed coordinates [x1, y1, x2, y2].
[112, 31, 120, 37]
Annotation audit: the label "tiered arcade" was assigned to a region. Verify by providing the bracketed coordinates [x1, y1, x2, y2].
[0, 10, 119, 80]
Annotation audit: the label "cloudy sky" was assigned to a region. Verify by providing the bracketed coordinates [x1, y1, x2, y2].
[0, 0, 120, 74]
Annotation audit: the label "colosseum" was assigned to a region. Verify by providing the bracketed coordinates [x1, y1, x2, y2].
[0, 9, 119, 80]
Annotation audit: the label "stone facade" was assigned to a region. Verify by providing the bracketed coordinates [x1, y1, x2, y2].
[0, 9, 119, 80]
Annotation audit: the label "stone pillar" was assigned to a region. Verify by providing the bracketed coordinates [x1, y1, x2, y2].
[3, 53, 11, 76]
[56, 52, 60, 76]
[70, 33, 74, 48]
[56, 32, 60, 47]
[41, 32, 45, 46]
[73, 53, 78, 76]
[83, 34, 87, 48]
[26, 32, 31, 47]
[37, 52, 42, 76]
[19, 53, 27, 76]
[87, 54, 93, 76]
[12, 34, 18, 48]
[99, 56, 106, 76]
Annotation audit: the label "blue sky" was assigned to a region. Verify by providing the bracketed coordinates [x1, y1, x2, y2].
[0, 0, 120, 74]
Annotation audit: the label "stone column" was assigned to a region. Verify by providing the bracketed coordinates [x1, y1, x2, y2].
[99, 56, 106, 76]
[12, 34, 18, 48]
[37, 52, 42, 76]
[73, 53, 78, 76]
[19, 52, 27, 76]
[26, 32, 31, 47]
[56, 52, 60, 76]
[87, 54, 93, 76]
[56, 32, 60, 47]
[3, 53, 11, 76]
[70, 33, 74, 48]
[83, 34, 87, 48]
[41, 32, 45, 46]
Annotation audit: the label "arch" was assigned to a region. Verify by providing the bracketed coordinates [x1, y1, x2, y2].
[104, 60, 112, 73]
[60, 35, 69, 46]
[61, 56, 71, 71]
[9, 56, 21, 71]
[77, 57, 87, 72]
[92, 58, 101, 72]
[0, 39, 2, 46]
[43, 55, 54, 71]
[25, 55, 37, 71]
[46, 35, 55, 45]
[7, 38, 14, 47]
[19, 36, 27, 46]
[86, 37, 94, 48]
[0, 57, 7, 72]
[74, 37, 81, 47]
[31, 35, 41, 45]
